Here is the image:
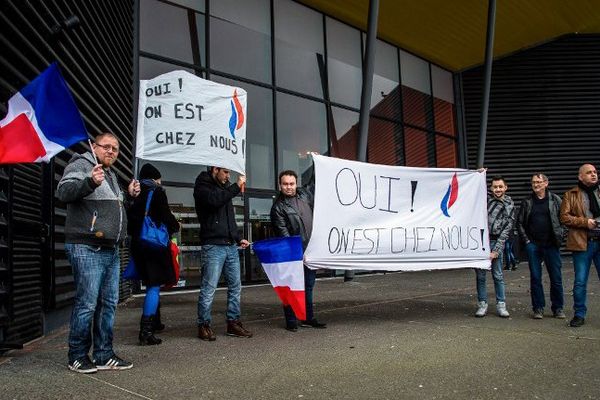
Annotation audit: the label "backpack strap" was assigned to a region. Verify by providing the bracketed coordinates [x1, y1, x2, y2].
[144, 190, 155, 216]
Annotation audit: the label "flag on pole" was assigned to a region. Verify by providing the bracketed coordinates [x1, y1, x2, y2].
[0, 62, 87, 164]
[252, 236, 306, 320]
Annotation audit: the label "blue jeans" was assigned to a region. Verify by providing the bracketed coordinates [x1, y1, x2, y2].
[284, 266, 317, 324]
[571, 240, 600, 318]
[197, 244, 241, 325]
[476, 240, 506, 303]
[65, 244, 120, 363]
[525, 242, 563, 312]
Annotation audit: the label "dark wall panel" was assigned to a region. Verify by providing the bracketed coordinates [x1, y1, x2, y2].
[0, 0, 134, 346]
[462, 34, 600, 204]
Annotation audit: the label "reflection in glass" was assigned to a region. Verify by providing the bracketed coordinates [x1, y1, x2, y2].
[327, 18, 361, 108]
[404, 127, 431, 167]
[139, 57, 195, 80]
[367, 118, 402, 166]
[212, 75, 275, 189]
[331, 107, 359, 161]
[247, 197, 275, 282]
[276, 93, 327, 185]
[371, 40, 400, 120]
[435, 135, 457, 168]
[274, 0, 324, 98]
[209, 0, 271, 83]
[140, 0, 194, 63]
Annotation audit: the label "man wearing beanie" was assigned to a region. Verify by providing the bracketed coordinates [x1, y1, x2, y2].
[139, 163, 161, 180]
[560, 164, 600, 327]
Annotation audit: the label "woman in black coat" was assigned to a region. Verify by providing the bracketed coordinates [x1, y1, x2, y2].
[127, 163, 180, 345]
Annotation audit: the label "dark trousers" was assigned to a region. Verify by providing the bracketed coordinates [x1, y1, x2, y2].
[284, 265, 316, 324]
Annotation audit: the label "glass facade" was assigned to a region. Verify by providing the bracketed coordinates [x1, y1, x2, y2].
[138, 0, 459, 286]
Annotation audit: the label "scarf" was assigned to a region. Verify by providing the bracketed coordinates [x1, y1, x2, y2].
[578, 180, 600, 218]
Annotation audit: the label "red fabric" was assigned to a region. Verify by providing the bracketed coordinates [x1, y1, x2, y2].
[0, 113, 46, 164]
[274, 286, 306, 321]
[163, 241, 180, 290]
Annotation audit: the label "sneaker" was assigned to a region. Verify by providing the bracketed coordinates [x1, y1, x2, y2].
[532, 309, 544, 319]
[226, 319, 253, 338]
[569, 316, 585, 327]
[198, 323, 216, 341]
[496, 302, 510, 318]
[553, 309, 566, 319]
[475, 301, 488, 317]
[68, 356, 97, 374]
[94, 355, 133, 371]
[300, 319, 327, 329]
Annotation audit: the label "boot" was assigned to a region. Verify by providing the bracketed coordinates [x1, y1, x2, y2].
[139, 315, 162, 345]
[153, 304, 165, 332]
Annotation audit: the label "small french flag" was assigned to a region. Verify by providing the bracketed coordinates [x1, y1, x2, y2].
[0, 63, 87, 164]
[253, 236, 306, 321]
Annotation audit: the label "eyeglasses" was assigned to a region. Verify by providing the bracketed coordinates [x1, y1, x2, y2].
[95, 143, 119, 153]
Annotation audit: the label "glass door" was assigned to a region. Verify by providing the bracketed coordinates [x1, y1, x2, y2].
[244, 194, 276, 283]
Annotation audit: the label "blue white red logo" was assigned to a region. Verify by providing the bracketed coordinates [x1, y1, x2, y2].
[228, 89, 244, 139]
[440, 173, 459, 217]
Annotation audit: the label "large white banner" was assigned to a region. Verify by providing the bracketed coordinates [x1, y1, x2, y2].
[304, 155, 491, 271]
[136, 70, 247, 174]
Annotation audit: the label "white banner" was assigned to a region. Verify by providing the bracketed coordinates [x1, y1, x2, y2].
[136, 70, 247, 174]
[304, 155, 491, 271]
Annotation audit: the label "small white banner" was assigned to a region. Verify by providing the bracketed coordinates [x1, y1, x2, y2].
[304, 155, 491, 271]
[136, 70, 247, 174]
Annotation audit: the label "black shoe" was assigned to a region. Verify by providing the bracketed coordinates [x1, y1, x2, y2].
[68, 355, 97, 374]
[570, 316, 585, 327]
[139, 315, 162, 346]
[285, 322, 298, 332]
[153, 304, 165, 332]
[94, 355, 133, 370]
[300, 319, 327, 329]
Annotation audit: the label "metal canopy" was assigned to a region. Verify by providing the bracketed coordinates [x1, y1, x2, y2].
[298, 0, 600, 71]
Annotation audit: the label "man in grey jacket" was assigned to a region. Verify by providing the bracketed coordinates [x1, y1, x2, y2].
[476, 175, 514, 318]
[517, 173, 565, 319]
[57, 132, 140, 373]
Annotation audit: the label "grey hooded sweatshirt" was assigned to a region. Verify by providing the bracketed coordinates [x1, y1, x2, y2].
[56, 152, 127, 247]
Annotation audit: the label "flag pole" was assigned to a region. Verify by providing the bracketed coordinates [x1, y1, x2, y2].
[87, 138, 98, 165]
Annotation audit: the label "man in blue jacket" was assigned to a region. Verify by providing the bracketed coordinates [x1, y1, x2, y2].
[194, 166, 251, 341]
[57, 132, 140, 373]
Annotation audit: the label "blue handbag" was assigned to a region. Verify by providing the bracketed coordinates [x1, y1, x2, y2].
[122, 257, 139, 280]
[139, 189, 169, 248]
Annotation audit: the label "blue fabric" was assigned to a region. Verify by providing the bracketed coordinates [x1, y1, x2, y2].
[197, 244, 241, 325]
[284, 265, 317, 324]
[476, 240, 506, 303]
[525, 242, 563, 312]
[143, 286, 160, 316]
[122, 257, 139, 280]
[65, 243, 120, 363]
[140, 189, 169, 248]
[252, 236, 303, 264]
[19, 63, 86, 147]
[571, 241, 600, 317]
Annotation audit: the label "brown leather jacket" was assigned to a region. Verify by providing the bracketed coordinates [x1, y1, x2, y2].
[560, 186, 592, 251]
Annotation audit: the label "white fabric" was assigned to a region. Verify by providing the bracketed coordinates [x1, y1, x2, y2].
[136, 70, 247, 174]
[304, 155, 491, 271]
[262, 260, 305, 291]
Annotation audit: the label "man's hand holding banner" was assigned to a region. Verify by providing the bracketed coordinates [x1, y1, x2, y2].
[304, 155, 491, 271]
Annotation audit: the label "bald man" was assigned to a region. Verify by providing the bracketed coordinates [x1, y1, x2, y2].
[560, 164, 600, 327]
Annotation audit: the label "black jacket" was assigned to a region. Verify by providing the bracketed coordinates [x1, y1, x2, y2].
[127, 181, 179, 286]
[193, 171, 241, 245]
[270, 184, 314, 248]
[517, 190, 564, 248]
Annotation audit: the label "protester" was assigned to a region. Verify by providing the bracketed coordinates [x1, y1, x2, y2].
[560, 163, 600, 327]
[194, 167, 252, 340]
[57, 132, 140, 373]
[270, 169, 326, 332]
[127, 163, 180, 345]
[475, 175, 514, 318]
[517, 173, 565, 319]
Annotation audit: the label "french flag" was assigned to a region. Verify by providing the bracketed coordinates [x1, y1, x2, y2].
[253, 236, 306, 321]
[0, 63, 87, 164]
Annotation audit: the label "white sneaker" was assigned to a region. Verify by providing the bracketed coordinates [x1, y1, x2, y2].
[475, 301, 488, 317]
[496, 302, 510, 318]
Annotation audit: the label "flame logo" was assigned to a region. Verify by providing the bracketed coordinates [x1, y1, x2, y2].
[228, 89, 244, 139]
[440, 173, 459, 217]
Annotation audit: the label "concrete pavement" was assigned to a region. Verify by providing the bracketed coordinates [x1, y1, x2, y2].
[1, 263, 599, 399]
